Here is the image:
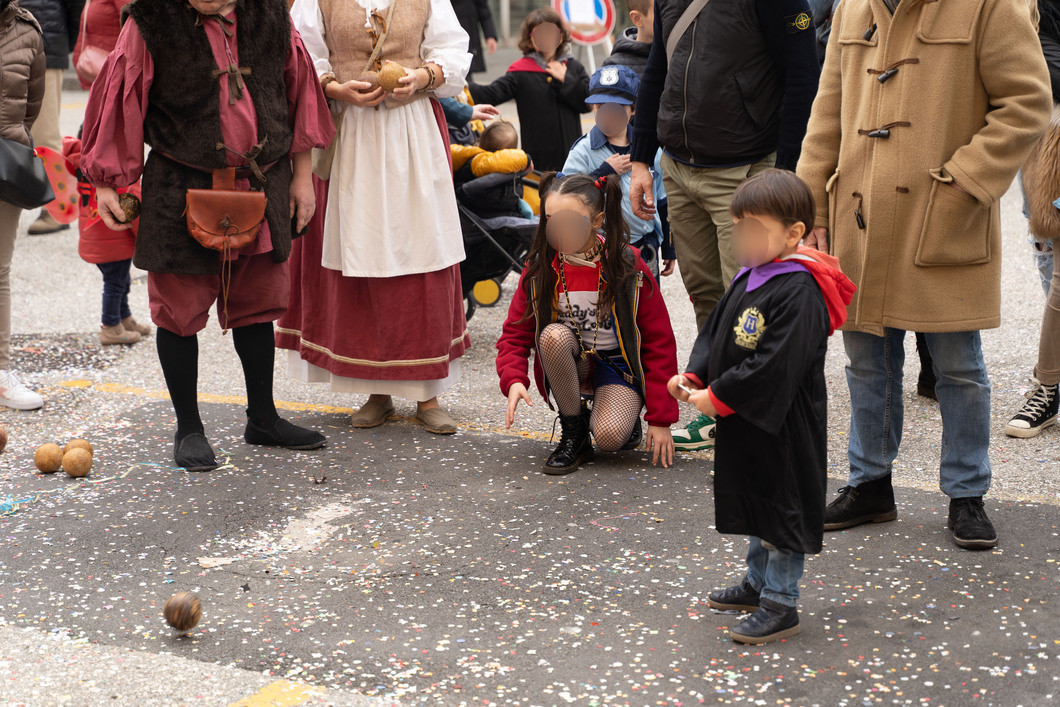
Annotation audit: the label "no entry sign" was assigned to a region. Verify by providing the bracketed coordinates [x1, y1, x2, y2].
[553, 0, 616, 46]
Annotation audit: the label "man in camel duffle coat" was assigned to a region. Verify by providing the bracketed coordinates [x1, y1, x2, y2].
[796, 0, 1051, 550]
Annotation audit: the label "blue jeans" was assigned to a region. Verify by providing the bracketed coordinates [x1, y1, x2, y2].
[744, 536, 805, 607]
[843, 329, 991, 499]
[97, 259, 133, 326]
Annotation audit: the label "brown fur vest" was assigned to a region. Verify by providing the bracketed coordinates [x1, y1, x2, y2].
[124, 0, 294, 275]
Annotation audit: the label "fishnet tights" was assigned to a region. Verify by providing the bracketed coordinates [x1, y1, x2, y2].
[538, 323, 643, 451]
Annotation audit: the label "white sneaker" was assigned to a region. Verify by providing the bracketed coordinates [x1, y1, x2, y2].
[0, 370, 43, 410]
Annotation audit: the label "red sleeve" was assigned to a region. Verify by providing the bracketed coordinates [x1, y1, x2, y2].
[633, 259, 680, 427]
[496, 269, 537, 398]
[684, 372, 704, 389]
[81, 18, 152, 189]
[707, 386, 734, 417]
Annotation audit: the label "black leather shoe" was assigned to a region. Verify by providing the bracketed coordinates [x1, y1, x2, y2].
[544, 413, 593, 475]
[730, 598, 800, 645]
[622, 419, 643, 450]
[244, 415, 327, 450]
[175, 432, 220, 472]
[824, 475, 898, 531]
[708, 579, 760, 613]
[948, 497, 998, 550]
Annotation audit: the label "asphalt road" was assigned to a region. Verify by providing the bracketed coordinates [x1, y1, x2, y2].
[0, 64, 1057, 707]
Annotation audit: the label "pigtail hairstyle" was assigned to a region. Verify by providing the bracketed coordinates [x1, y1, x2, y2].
[518, 172, 561, 324]
[596, 173, 633, 318]
[517, 172, 634, 325]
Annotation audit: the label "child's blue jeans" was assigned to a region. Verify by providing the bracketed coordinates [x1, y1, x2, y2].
[97, 259, 133, 327]
[744, 536, 805, 607]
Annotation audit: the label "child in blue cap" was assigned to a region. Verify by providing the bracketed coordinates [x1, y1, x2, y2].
[562, 64, 672, 279]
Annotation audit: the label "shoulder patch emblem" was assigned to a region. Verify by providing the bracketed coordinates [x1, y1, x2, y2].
[785, 12, 814, 34]
[734, 307, 767, 350]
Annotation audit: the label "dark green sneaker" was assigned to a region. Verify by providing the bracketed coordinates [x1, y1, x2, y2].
[672, 413, 716, 451]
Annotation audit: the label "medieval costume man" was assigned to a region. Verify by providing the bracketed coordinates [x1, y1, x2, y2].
[81, 0, 336, 471]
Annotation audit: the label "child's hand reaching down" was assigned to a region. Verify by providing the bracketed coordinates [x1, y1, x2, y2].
[647, 426, 675, 468]
[505, 382, 533, 428]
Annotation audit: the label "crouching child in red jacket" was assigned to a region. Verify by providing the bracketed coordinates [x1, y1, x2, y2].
[497, 172, 679, 474]
[668, 169, 856, 645]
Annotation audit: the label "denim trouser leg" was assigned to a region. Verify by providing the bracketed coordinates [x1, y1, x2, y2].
[97, 260, 133, 326]
[844, 329, 905, 486]
[744, 536, 805, 608]
[921, 331, 992, 498]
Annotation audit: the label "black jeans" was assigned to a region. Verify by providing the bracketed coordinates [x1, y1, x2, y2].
[97, 259, 133, 326]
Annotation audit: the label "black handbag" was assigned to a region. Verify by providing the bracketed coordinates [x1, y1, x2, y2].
[0, 137, 55, 209]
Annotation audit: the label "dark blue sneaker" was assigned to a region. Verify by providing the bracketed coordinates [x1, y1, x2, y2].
[729, 598, 800, 645]
[707, 579, 760, 613]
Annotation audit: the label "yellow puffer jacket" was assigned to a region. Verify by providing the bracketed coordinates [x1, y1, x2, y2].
[450, 145, 529, 179]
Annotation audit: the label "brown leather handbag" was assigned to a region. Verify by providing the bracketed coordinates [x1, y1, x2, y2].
[185, 167, 267, 252]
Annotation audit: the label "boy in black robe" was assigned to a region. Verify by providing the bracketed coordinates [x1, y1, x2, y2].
[668, 169, 855, 645]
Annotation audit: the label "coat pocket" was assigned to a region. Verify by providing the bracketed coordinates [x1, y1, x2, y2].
[915, 169, 990, 267]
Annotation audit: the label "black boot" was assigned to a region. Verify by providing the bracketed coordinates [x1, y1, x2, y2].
[916, 333, 938, 401]
[708, 579, 760, 613]
[729, 598, 800, 645]
[823, 475, 898, 531]
[544, 413, 593, 475]
[948, 497, 998, 550]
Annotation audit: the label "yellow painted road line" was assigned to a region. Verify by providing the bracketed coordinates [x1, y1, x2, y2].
[56, 379, 716, 456]
[56, 379, 557, 442]
[228, 680, 325, 707]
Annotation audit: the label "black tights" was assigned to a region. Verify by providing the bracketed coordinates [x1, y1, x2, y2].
[537, 323, 643, 451]
[156, 322, 279, 440]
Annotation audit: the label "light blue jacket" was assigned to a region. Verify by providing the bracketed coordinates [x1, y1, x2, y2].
[562, 126, 667, 249]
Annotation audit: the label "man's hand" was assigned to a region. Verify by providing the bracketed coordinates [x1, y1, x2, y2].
[605, 153, 631, 175]
[96, 186, 132, 231]
[661, 259, 676, 277]
[486, 37, 498, 54]
[804, 226, 828, 252]
[646, 425, 675, 468]
[630, 161, 656, 221]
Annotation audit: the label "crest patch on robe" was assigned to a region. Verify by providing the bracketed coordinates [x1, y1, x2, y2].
[733, 307, 767, 350]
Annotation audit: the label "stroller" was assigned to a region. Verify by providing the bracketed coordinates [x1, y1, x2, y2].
[457, 167, 538, 320]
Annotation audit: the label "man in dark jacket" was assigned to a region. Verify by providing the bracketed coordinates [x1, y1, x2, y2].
[451, 0, 497, 79]
[20, 0, 83, 235]
[629, 0, 819, 453]
[603, 0, 653, 78]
